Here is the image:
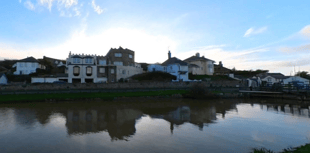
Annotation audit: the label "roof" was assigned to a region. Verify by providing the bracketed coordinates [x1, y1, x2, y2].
[162, 57, 188, 66]
[19, 57, 38, 63]
[257, 73, 287, 79]
[188, 64, 200, 68]
[184, 55, 215, 63]
[106, 46, 134, 55]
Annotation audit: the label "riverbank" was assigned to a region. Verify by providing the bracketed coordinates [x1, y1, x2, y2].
[253, 144, 310, 153]
[0, 90, 189, 103]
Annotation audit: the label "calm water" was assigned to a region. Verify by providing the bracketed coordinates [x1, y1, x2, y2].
[0, 99, 310, 153]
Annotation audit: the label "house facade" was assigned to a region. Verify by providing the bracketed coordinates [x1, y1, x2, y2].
[161, 51, 189, 81]
[147, 64, 165, 72]
[184, 53, 215, 75]
[257, 73, 287, 85]
[66, 47, 142, 83]
[283, 76, 310, 85]
[0, 73, 8, 85]
[13, 57, 45, 75]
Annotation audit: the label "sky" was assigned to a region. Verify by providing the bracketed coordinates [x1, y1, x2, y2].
[1, 0, 310, 75]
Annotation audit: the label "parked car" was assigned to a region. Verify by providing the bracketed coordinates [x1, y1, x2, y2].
[53, 81, 67, 84]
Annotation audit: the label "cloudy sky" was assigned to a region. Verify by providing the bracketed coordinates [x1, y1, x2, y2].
[1, 0, 310, 75]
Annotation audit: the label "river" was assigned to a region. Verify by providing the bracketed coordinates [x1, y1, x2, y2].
[0, 98, 309, 153]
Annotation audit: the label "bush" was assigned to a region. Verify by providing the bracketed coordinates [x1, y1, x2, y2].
[130, 72, 176, 82]
[186, 83, 217, 99]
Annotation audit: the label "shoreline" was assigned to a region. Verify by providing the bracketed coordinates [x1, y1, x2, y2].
[1, 89, 310, 104]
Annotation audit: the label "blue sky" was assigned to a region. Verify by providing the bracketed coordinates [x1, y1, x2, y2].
[1, 0, 310, 75]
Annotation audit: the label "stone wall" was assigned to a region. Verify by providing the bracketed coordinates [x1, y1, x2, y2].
[0, 80, 241, 91]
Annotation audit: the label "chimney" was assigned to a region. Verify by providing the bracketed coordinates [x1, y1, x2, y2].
[196, 53, 200, 57]
[168, 51, 171, 59]
[219, 61, 223, 67]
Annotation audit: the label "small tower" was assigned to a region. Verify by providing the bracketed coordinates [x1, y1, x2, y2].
[196, 53, 200, 57]
[168, 51, 171, 59]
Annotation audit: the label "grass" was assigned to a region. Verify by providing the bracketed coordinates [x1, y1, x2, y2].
[188, 74, 235, 81]
[252, 144, 310, 153]
[0, 90, 189, 103]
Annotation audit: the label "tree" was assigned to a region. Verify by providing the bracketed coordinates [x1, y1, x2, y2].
[295, 71, 310, 79]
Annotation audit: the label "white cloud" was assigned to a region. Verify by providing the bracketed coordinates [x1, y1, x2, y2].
[0, 27, 177, 64]
[19, 0, 22, 3]
[21, 0, 79, 17]
[299, 25, 310, 39]
[24, 1, 35, 11]
[91, 0, 104, 15]
[244, 26, 268, 37]
[279, 44, 310, 53]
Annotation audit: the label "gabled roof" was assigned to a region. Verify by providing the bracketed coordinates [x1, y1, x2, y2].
[19, 57, 38, 63]
[162, 57, 188, 66]
[184, 56, 215, 63]
[257, 73, 287, 79]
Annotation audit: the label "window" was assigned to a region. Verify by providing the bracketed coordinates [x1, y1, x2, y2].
[99, 60, 106, 65]
[24, 63, 27, 67]
[32, 63, 35, 67]
[86, 67, 92, 74]
[86, 67, 92, 76]
[111, 69, 115, 74]
[268, 78, 272, 82]
[85, 58, 92, 64]
[129, 54, 133, 58]
[122, 70, 126, 74]
[114, 61, 123, 66]
[20, 63, 23, 67]
[73, 58, 80, 63]
[99, 68, 105, 73]
[73, 66, 80, 76]
[115, 53, 122, 57]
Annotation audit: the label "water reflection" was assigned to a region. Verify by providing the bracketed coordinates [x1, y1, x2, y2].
[0, 99, 310, 153]
[0, 100, 309, 143]
[65, 109, 142, 141]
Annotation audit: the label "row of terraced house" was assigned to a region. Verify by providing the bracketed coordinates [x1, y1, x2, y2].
[8, 46, 231, 84]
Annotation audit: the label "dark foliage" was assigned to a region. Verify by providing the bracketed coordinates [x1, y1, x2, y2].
[233, 69, 269, 78]
[130, 72, 176, 82]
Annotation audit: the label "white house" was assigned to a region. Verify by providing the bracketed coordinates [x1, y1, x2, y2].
[283, 76, 310, 85]
[161, 51, 189, 81]
[0, 73, 8, 85]
[67, 52, 104, 83]
[147, 64, 165, 72]
[13, 57, 45, 75]
[257, 73, 287, 85]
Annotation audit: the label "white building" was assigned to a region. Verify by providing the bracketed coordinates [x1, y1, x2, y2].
[12, 57, 45, 75]
[0, 73, 8, 85]
[67, 52, 105, 83]
[256, 73, 287, 85]
[147, 64, 165, 72]
[283, 76, 310, 85]
[161, 51, 189, 81]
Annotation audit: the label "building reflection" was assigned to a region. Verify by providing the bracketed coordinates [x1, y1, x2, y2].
[150, 101, 238, 132]
[65, 108, 143, 141]
[6, 100, 310, 141]
[263, 104, 310, 118]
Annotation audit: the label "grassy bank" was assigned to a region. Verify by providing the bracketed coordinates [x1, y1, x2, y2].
[253, 144, 310, 153]
[0, 90, 189, 103]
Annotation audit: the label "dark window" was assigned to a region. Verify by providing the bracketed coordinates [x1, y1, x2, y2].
[86, 67, 92, 76]
[73, 66, 80, 76]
